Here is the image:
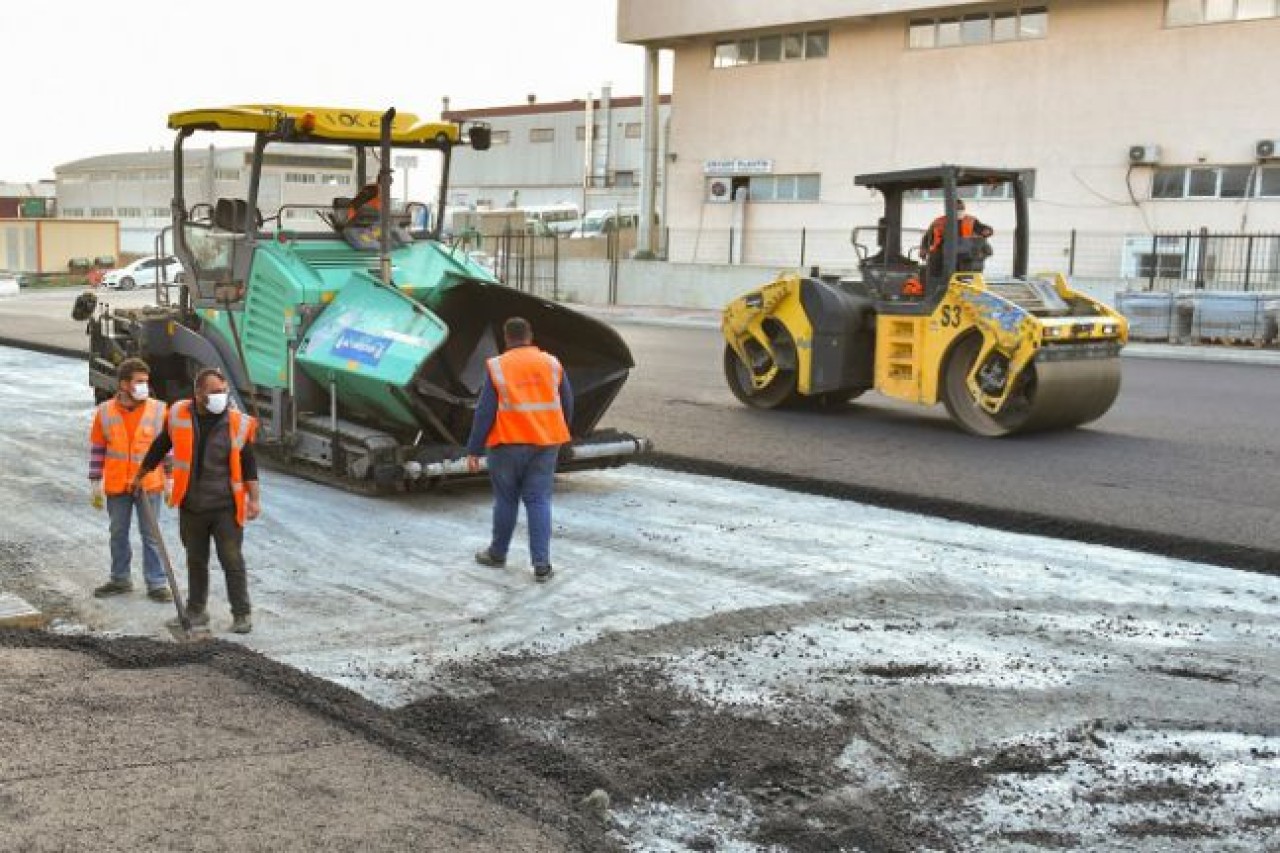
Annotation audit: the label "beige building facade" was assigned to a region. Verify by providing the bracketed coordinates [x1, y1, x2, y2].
[56, 147, 357, 255]
[619, 0, 1280, 279]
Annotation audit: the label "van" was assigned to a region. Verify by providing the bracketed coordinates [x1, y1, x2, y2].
[571, 209, 639, 239]
[524, 203, 581, 237]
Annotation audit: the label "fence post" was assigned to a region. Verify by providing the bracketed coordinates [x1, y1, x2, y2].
[1068, 229, 1077, 277]
[1243, 235, 1254, 292]
[728, 228, 735, 265]
[1195, 227, 1208, 290]
[552, 236, 560, 301]
[800, 227, 807, 268]
[1148, 234, 1158, 291]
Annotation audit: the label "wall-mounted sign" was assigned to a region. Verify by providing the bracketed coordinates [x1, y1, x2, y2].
[703, 158, 774, 176]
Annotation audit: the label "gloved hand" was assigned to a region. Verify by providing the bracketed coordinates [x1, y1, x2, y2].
[163, 478, 173, 504]
[91, 480, 105, 511]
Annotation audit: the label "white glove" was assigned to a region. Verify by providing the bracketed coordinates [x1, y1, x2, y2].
[91, 480, 105, 511]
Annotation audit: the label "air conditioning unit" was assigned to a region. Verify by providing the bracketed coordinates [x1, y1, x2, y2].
[1128, 144, 1161, 165]
[1256, 139, 1280, 161]
[706, 176, 733, 203]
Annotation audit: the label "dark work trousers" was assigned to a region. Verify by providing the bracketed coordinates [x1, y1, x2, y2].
[179, 507, 250, 617]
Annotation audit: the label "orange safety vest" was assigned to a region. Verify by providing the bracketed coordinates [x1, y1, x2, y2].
[485, 346, 571, 448]
[166, 400, 258, 526]
[928, 214, 979, 253]
[95, 398, 167, 495]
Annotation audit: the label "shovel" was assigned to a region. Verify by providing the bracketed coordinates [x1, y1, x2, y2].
[135, 487, 211, 642]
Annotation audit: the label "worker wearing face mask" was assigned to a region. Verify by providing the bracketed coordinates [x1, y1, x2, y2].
[88, 358, 172, 601]
[134, 366, 261, 634]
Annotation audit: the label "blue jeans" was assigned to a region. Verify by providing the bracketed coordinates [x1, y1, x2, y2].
[106, 491, 167, 590]
[486, 444, 559, 567]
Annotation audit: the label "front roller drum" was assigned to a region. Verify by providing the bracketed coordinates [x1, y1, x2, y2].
[941, 335, 1122, 437]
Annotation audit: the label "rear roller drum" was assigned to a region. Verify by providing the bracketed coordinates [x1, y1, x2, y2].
[723, 327, 802, 409]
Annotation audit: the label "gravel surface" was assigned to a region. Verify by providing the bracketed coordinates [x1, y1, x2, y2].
[2, 344, 1279, 851]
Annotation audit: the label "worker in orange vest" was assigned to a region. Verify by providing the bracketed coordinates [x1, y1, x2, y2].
[133, 367, 261, 633]
[920, 199, 994, 261]
[466, 317, 574, 582]
[89, 358, 171, 601]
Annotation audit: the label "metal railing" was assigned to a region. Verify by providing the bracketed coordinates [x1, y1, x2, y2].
[649, 227, 1280, 292]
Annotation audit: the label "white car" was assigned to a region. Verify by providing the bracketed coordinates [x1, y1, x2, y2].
[101, 256, 185, 290]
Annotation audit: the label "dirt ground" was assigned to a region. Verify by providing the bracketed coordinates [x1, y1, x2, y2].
[2, 345, 1280, 851]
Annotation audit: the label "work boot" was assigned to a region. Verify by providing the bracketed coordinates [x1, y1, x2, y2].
[231, 614, 253, 634]
[165, 610, 209, 629]
[534, 564, 554, 583]
[474, 549, 506, 568]
[147, 587, 173, 603]
[93, 579, 133, 598]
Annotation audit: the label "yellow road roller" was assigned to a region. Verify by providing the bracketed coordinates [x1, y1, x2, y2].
[722, 166, 1129, 436]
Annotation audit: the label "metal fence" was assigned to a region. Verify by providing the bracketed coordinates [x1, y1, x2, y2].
[1128, 232, 1280, 292]
[657, 227, 1280, 293]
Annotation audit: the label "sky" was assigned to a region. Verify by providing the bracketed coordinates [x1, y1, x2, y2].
[3, 0, 661, 183]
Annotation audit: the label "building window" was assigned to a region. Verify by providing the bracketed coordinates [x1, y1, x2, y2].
[143, 169, 169, 181]
[1150, 165, 1276, 198]
[90, 207, 113, 217]
[713, 29, 828, 67]
[1258, 167, 1280, 197]
[116, 207, 142, 219]
[1167, 0, 1278, 25]
[614, 171, 636, 188]
[747, 173, 821, 202]
[529, 127, 554, 143]
[284, 172, 318, 184]
[906, 171, 1038, 201]
[910, 6, 1047, 48]
[320, 173, 351, 186]
[62, 208, 84, 217]
[624, 122, 642, 139]
[215, 169, 240, 182]
[575, 124, 600, 141]
[148, 207, 168, 217]
[489, 130, 510, 145]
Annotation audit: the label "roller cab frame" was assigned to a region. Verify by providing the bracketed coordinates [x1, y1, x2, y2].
[82, 104, 647, 490]
[722, 165, 1129, 436]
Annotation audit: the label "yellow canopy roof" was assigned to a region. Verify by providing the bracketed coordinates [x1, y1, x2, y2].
[167, 104, 462, 147]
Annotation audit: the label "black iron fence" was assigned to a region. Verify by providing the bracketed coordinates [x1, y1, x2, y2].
[1134, 231, 1280, 292]
[652, 227, 1280, 292]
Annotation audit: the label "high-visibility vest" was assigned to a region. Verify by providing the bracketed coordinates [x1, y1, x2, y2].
[167, 400, 258, 526]
[928, 214, 979, 253]
[485, 346, 571, 448]
[95, 398, 167, 495]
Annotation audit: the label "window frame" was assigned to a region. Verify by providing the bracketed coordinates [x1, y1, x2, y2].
[713, 29, 829, 68]
[908, 5, 1048, 49]
[1165, 0, 1279, 25]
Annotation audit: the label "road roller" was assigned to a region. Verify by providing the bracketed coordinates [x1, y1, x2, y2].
[722, 165, 1128, 436]
[77, 104, 647, 491]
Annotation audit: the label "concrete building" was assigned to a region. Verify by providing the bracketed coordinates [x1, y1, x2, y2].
[55, 147, 358, 254]
[0, 182, 57, 219]
[443, 88, 672, 224]
[0, 219, 118, 275]
[618, 0, 1280, 281]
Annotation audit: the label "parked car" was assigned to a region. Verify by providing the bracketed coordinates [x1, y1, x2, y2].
[101, 256, 185, 290]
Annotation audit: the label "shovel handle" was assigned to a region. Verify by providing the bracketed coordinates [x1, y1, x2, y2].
[135, 486, 191, 631]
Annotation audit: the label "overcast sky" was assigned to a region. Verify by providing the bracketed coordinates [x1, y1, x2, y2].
[4, 0, 662, 183]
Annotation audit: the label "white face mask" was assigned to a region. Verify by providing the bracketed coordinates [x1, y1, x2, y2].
[129, 381, 149, 402]
[204, 392, 229, 414]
